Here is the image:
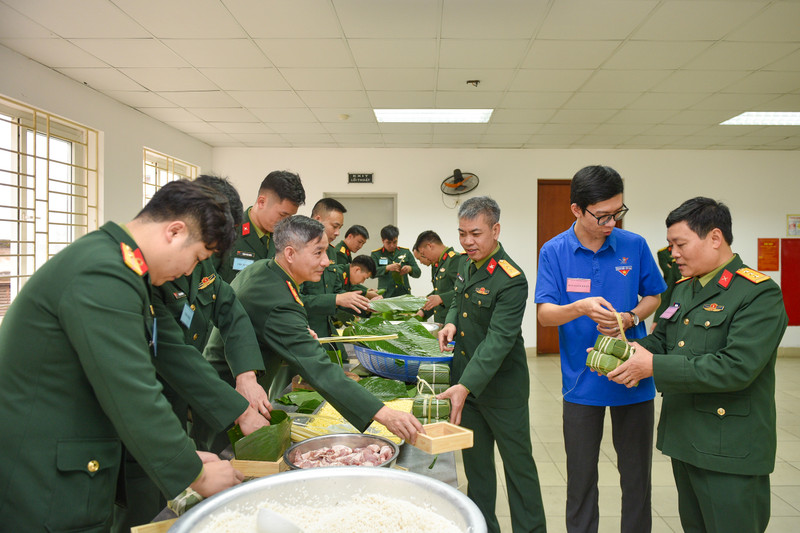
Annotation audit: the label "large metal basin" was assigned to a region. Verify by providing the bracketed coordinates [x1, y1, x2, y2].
[284, 433, 399, 469]
[168, 467, 486, 533]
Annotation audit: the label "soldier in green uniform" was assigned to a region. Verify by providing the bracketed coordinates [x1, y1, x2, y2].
[204, 216, 424, 444]
[609, 197, 788, 533]
[437, 197, 546, 533]
[413, 230, 463, 323]
[113, 176, 270, 532]
[0, 180, 245, 532]
[334, 224, 369, 265]
[370, 224, 421, 298]
[651, 244, 683, 331]
[333, 254, 378, 297]
[217, 170, 305, 283]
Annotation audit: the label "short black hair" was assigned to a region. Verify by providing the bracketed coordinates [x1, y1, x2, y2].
[380, 224, 399, 241]
[273, 215, 325, 252]
[345, 224, 369, 239]
[666, 197, 733, 245]
[413, 230, 442, 251]
[351, 254, 376, 277]
[196, 174, 243, 227]
[258, 170, 306, 206]
[311, 198, 347, 218]
[136, 179, 235, 253]
[570, 165, 624, 211]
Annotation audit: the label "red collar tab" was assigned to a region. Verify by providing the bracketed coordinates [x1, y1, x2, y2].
[718, 269, 733, 289]
[486, 258, 498, 275]
[242, 222, 251, 236]
[121, 243, 148, 276]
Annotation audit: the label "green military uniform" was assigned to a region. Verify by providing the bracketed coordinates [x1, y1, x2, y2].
[205, 259, 384, 432]
[371, 245, 421, 298]
[217, 207, 276, 283]
[0, 222, 202, 532]
[638, 255, 788, 533]
[654, 245, 682, 320]
[446, 244, 546, 533]
[334, 239, 353, 265]
[421, 247, 463, 323]
[300, 262, 345, 340]
[113, 259, 260, 531]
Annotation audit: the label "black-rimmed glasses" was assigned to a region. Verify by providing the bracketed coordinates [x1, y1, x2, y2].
[585, 204, 628, 225]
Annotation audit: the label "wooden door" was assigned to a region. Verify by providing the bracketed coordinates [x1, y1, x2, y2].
[536, 180, 573, 354]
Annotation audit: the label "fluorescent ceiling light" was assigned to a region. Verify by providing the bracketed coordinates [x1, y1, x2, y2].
[374, 109, 493, 123]
[720, 112, 800, 126]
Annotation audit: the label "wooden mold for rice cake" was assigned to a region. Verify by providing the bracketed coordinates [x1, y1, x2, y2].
[229, 456, 288, 479]
[412, 422, 473, 454]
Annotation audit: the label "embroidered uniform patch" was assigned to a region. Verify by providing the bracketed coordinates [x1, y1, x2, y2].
[703, 303, 724, 312]
[497, 259, 520, 277]
[198, 273, 216, 289]
[286, 280, 304, 306]
[737, 267, 770, 283]
[121, 243, 148, 276]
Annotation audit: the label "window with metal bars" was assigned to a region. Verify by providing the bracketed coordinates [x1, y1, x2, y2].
[0, 95, 99, 319]
[143, 147, 198, 206]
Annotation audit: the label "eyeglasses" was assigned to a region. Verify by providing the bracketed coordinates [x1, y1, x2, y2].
[585, 204, 629, 225]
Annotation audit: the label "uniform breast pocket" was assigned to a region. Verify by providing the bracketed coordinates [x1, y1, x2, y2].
[47, 438, 121, 532]
[691, 394, 751, 459]
[467, 290, 494, 319]
[690, 311, 728, 355]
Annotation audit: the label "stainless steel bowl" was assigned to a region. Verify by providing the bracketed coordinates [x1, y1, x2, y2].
[169, 467, 487, 532]
[283, 433, 399, 469]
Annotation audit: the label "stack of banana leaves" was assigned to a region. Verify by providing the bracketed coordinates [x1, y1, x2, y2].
[342, 316, 442, 358]
[368, 294, 427, 321]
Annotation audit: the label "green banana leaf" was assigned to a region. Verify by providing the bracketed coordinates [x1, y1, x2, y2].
[369, 294, 427, 313]
[358, 375, 416, 401]
[346, 316, 443, 357]
[275, 391, 324, 413]
[227, 409, 292, 461]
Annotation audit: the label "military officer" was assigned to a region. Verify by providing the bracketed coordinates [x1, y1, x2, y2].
[204, 216, 424, 444]
[608, 197, 788, 533]
[217, 170, 305, 283]
[413, 230, 463, 323]
[437, 197, 546, 533]
[334, 254, 379, 298]
[0, 180, 244, 532]
[334, 224, 369, 265]
[371, 224, 421, 298]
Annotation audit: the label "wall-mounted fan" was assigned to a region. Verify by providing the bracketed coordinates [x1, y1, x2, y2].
[440, 169, 479, 196]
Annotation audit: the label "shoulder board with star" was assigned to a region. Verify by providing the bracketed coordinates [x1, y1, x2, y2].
[286, 280, 304, 306]
[675, 276, 692, 284]
[120, 243, 148, 276]
[447, 250, 456, 258]
[497, 259, 521, 278]
[371, 247, 383, 253]
[736, 267, 770, 284]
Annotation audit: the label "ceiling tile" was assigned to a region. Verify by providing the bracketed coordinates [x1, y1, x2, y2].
[138, 107, 200, 122]
[589, 123, 650, 136]
[310, 108, 375, 123]
[188, 108, 259, 122]
[0, 38, 107, 68]
[112, 0, 246, 38]
[348, 39, 437, 68]
[562, 92, 641, 109]
[230, 133, 289, 146]
[537, 0, 658, 40]
[2, 0, 149, 38]
[335, 0, 440, 38]
[686, 42, 799, 71]
[499, 92, 572, 109]
[267, 123, 327, 134]
[297, 91, 370, 108]
[522, 40, 621, 69]
[223, 0, 341, 38]
[641, 124, 708, 136]
[212, 122, 273, 134]
[106, 91, 175, 108]
[162, 121, 221, 134]
[255, 39, 353, 68]
[664, 109, 741, 125]
[230, 91, 306, 108]
[330, 133, 383, 144]
[159, 91, 240, 108]
[439, 39, 530, 69]
[382, 134, 433, 144]
[764, 49, 800, 71]
[690, 93, 776, 111]
[367, 91, 435, 108]
[359, 68, 435, 91]
[510, 69, 593, 92]
[726, 2, 800, 42]
[632, 1, 764, 41]
[378, 123, 434, 135]
[486, 123, 540, 135]
[71, 39, 187, 68]
[56, 67, 143, 91]
[573, 134, 631, 147]
[251, 108, 318, 123]
[432, 124, 488, 135]
[441, 0, 549, 39]
[756, 94, 800, 111]
[604, 41, 711, 70]
[121, 67, 218, 91]
[280, 68, 362, 91]
[627, 92, 708, 110]
[723, 71, 800, 94]
[434, 91, 505, 108]
[322, 122, 380, 133]
[437, 69, 515, 91]
[608, 109, 677, 124]
[163, 39, 270, 68]
[199, 68, 290, 91]
[550, 109, 617, 124]
[0, 3, 52, 38]
[581, 69, 672, 92]
[280, 132, 335, 144]
[537, 123, 597, 135]
[490, 109, 556, 123]
[525, 133, 583, 145]
[189, 132, 241, 145]
[651, 70, 748, 93]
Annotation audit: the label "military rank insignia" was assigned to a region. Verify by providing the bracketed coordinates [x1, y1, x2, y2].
[718, 269, 733, 288]
[448, 250, 456, 258]
[486, 258, 498, 274]
[340, 246, 347, 254]
[198, 274, 216, 289]
[737, 267, 770, 283]
[703, 303, 724, 312]
[286, 280, 304, 306]
[242, 222, 251, 236]
[121, 242, 148, 276]
[498, 259, 520, 278]
[475, 287, 490, 295]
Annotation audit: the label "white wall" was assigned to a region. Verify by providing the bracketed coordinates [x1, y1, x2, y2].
[213, 147, 800, 348]
[0, 45, 213, 222]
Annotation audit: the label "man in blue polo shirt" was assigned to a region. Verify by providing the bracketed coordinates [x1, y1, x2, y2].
[535, 165, 666, 533]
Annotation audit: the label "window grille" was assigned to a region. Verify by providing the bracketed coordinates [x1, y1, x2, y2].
[143, 147, 198, 205]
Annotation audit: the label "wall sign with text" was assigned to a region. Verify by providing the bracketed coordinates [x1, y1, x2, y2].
[348, 173, 373, 184]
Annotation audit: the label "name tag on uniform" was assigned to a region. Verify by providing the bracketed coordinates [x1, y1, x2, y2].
[379, 257, 389, 266]
[151, 317, 158, 358]
[660, 303, 680, 320]
[180, 302, 194, 328]
[566, 278, 591, 293]
[232, 257, 254, 271]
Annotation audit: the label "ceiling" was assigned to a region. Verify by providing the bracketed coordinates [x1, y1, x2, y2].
[1, 0, 799, 150]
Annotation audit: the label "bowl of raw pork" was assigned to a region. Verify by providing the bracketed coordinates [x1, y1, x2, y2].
[283, 433, 399, 469]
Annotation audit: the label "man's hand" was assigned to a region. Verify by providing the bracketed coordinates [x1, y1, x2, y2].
[437, 384, 469, 426]
[574, 296, 619, 332]
[415, 309, 425, 318]
[606, 342, 654, 388]
[423, 294, 443, 311]
[189, 452, 244, 498]
[235, 371, 272, 417]
[365, 289, 382, 300]
[235, 405, 270, 435]
[399, 265, 412, 275]
[373, 406, 424, 445]
[307, 327, 319, 340]
[385, 263, 401, 273]
[438, 323, 456, 352]
[336, 291, 371, 313]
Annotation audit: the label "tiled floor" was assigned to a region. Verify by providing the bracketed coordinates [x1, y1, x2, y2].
[454, 354, 800, 532]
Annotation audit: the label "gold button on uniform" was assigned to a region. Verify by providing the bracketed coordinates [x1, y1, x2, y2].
[190, 304, 196, 311]
[460, 331, 464, 337]
[462, 312, 468, 318]
[684, 318, 690, 325]
[704, 320, 710, 327]
[464, 293, 469, 299]
[212, 294, 217, 300]
[461, 350, 466, 356]
[87, 460, 99, 473]
[678, 341, 685, 347]
[717, 408, 726, 416]
[478, 300, 482, 305]
[192, 333, 199, 341]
